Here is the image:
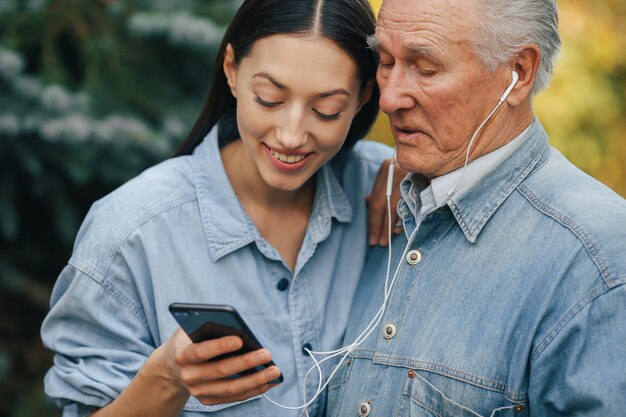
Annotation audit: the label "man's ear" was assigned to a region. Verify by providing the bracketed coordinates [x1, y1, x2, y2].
[223, 43, 238, 98]
[357, 79, 376, 112]
[506, 44, 541, 106]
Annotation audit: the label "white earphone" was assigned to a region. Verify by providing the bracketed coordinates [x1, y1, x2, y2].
[263, 70, 520, 416]
[388, 71, 519, 201]
[443, 70, 519, 200]
[500, 71, 520, 102]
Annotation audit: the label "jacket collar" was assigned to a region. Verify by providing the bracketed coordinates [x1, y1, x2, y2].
[399, 118, 551, 243]
[192, 125, 352, 262]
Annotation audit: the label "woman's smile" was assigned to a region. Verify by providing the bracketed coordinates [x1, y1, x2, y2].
[263, 143, 313, 172]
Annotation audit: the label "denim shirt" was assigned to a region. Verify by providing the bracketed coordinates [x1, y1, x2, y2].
[327, 120, 626, 417]
[41, 124, 391, 417]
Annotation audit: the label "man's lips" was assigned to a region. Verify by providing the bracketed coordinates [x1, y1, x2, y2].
[395, 126, 418, 134]
[391, 124, 429, 141]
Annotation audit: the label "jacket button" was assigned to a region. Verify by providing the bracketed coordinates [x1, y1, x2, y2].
[514, 405, 525, 412]
[357, 402, 371, 417]
[406, 249, 422, 265]
[383, 323, 397, 339]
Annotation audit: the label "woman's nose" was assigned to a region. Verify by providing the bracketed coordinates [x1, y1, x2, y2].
[276, 105, 309, 148]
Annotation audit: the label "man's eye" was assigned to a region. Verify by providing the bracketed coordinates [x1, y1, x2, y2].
[254, 97, 282, 107]
[418, 68, 437, 77]
[378, 61, 394, 77]
[313, 109, 341, 121]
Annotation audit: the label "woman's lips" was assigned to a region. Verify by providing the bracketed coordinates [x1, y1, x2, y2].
[263, 144, 312, 172]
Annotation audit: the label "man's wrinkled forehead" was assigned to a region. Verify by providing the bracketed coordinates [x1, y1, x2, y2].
[373, 0, 476, 54]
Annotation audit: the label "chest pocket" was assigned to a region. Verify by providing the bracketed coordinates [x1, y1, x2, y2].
[182, 395, 264, 416]
[327, 357, 355, 417]
[402, 372, 528, 417]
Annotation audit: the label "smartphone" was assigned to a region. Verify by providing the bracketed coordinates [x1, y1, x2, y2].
[169, 303, 283, 383]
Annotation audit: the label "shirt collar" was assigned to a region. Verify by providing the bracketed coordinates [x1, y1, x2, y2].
[430, 123, 533, 206]
[192, 124, 352, 262]
[399, 117, 550, 242]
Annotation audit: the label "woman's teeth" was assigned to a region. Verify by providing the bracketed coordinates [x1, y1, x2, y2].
[270, 149, 306, 164]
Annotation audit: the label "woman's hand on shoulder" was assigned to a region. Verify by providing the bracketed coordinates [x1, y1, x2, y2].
[367, 158, 406, 246]
[155, 328, 282, 406]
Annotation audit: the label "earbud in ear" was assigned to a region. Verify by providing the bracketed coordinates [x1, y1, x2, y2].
[499, 71, 519, 102]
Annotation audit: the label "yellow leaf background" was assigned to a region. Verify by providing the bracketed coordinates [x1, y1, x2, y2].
[368, 0, 626, 197]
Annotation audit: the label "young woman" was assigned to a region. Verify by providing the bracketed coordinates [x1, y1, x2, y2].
[41, 0, 393, 416]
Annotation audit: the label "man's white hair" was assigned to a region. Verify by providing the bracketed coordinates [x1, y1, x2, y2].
[470, 0, 561, 96]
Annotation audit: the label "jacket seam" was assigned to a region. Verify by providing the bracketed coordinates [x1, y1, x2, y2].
[96, 194, 197, 282]
[516, 184, 614, 286]
[69, 196, 198, 323]
[350, 350, 527, 402]
[63, 261, 149, 325]
[530, 281, 624, 363]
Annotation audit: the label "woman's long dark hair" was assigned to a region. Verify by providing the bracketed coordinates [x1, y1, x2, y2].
[175, 0, 379, 156]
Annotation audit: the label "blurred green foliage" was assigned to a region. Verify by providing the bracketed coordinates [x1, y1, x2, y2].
[0, 1, 240, 415]
[0, 0, 624, 416]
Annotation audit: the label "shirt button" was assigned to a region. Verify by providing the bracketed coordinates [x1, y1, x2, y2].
[383, 323, 397, 340]
[406, 249, 422, 265]
[277, 278, 289, 291]
[357, 402, 371, 417]
[302, 343, 313, 356]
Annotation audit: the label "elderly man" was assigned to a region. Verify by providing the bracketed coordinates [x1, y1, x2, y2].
[328, 0, 626, 416]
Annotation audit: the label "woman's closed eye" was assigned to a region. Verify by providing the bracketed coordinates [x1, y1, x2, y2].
[313, 109, 341, 121]
[254, 96, 282, 108]
[255, 95, 342, 121]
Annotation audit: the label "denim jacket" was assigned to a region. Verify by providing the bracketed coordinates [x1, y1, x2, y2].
[41, 124, 391, 417]
[327, 120, 626, 417]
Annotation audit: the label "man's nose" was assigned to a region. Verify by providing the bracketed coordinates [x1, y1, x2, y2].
[277, 105, 309, 148]
[378, 66, 416, 115]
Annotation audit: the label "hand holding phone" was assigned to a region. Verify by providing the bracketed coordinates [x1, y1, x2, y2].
[169, 303, 284, 384]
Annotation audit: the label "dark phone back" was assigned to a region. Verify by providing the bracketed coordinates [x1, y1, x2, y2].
[169, 303, 283, 383]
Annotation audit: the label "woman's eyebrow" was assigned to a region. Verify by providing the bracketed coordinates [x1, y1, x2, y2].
[253, 71, 350, 98]
[317, 89, 350, 98]
[252, 72, 287, 89]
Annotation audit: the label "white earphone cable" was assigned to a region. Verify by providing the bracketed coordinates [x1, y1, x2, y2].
[262, 72, 518, 414]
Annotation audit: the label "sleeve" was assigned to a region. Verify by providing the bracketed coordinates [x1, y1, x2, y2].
[41, 259, 156, 416]
[528, 283, 626, 416]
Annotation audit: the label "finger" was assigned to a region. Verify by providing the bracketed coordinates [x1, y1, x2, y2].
[368, 160, 392, 245]
[378, 205, 391, 247]
[197, 381, 279, 406]
[178, 336, 243, 365]
[369, 208, 386, 246]
[190, 365, 282, 401]
[394, 225, 403, 235]
[182, 349, 274, 385]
